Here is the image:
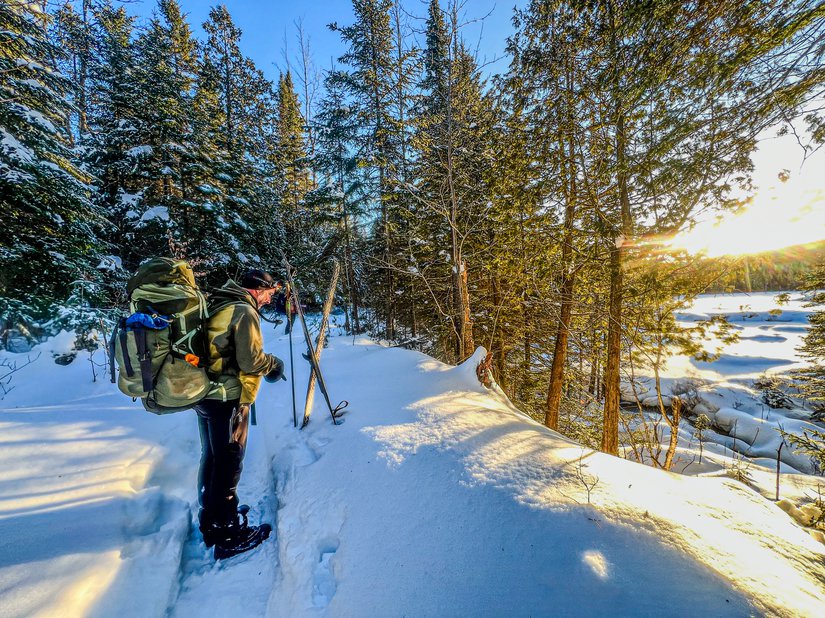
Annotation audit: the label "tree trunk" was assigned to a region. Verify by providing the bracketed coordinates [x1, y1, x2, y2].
[545, 72, 578, 429]
[602, 5, 632, 453]
[491, 272, 507, 390]
[342, 197, 360, 333]
[743, 257, 752, 293]
[78, 0, 90, 136]
[459, 261, 473, 357]
[602, 240, 623, 455]
[663, 398, 681, 471]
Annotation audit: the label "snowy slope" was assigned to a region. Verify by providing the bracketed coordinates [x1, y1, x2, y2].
[1, 307, 824, 617]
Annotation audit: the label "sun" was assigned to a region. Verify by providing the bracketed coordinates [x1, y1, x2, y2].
[667, 182, 825, 258]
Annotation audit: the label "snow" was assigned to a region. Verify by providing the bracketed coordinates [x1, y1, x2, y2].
[17, 78, 43, 89]
[119, 190, 143, 208]
[139, 206, 170, 224]
[14, 57, 48, 72]
[96, 255, 123, 271]
[0, 127, 35, 165]
[125, 145, 153, 158]
[1, 296, 824, 616]
[623, 292, 825, 510]
[8, 102, 57, 134]
[197, 184, 220, 195]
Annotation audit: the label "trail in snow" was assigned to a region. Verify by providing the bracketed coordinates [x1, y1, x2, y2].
[169, 418, 279, 617]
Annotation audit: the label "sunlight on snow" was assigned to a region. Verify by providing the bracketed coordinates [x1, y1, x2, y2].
[582, 551, 610, 580]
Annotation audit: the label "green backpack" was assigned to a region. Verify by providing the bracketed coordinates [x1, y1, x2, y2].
[110, 258, 211, 414]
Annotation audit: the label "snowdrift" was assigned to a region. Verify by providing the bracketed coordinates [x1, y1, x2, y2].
[1, 324, 824, 616]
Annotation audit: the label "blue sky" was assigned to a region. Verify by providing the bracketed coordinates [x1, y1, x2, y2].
[120, 0, 527, 82]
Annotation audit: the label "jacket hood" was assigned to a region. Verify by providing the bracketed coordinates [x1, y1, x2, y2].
[208, 279, 258, 312]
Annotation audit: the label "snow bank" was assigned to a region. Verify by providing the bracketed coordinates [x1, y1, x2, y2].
[257, 340, 823, 617]
[0, 337, 196, 617]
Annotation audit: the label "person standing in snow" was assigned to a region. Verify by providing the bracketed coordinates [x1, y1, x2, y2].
[195, 269, 286, 559]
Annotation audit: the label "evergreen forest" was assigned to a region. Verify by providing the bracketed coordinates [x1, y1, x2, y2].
[2, 0, 825, 453]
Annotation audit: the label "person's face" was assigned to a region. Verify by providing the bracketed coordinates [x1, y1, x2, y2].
[256, 287, 278, 307]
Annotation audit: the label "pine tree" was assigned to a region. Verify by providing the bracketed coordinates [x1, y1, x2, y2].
[332, 0, 397, 338]
[129, 0, 200, 260]
[411, 0, 493, 361]
[797, 262, 825, 405]
[0, 0, 101, 334]
[197, 4, 280, 274]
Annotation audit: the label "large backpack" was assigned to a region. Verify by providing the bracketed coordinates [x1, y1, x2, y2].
[110, 258, 211, 414]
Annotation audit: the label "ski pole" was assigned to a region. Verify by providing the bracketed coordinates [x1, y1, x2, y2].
[288, 288, 297, 428]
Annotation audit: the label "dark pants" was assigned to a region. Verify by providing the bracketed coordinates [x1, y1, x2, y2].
[194, 398, 249, 526]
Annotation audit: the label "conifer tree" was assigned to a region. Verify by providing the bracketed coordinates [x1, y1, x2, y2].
[797, 262, 825, 405]
[52, 0, 94, 137]
[198, 4, 279, 273]
[0, 0, 101, 331]
[411, 0, 492, 361]
[332, 0, 397, 338]
[506, 0, 825, 454]
[313, 64, 370, 331]
[276, 71, 310, 217]
[275, 68, 334, 296]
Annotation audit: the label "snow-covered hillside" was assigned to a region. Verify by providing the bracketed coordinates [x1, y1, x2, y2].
[1, 295, 824, 617]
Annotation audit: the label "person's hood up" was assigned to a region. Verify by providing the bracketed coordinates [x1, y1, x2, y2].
[208, 279, 258, 312]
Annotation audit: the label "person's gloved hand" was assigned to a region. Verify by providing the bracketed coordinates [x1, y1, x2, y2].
[264, 357, 286, 382]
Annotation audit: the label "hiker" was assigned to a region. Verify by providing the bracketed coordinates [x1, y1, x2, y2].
[194, 269, 286, 559]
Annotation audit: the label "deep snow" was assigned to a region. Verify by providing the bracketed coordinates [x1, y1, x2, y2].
[1, 295, 824, 617]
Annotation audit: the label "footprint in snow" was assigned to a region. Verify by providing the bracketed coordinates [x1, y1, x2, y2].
[312, 539, 340, 607]
[288, 441, 320, 467]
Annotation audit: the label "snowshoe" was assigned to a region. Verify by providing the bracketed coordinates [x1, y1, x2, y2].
[213, 522, 272, 560]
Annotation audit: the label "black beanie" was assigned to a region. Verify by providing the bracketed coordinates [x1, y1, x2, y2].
[241, 269, 277, 290]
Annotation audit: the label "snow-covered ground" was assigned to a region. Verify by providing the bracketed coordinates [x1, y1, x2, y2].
[626, 293, 825, 506]
[1, 294, 824, 617]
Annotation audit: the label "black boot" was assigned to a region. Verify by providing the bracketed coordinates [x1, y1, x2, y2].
[200, 504, 251, 548]
[211, 515, 272, 561]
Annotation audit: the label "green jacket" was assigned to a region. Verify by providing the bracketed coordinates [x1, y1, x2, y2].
[204, 279, 280, 404]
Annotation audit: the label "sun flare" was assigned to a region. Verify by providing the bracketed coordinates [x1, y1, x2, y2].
[667, 182, 825, 258]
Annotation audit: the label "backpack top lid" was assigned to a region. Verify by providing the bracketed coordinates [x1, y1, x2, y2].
[127, 258, 197, 296]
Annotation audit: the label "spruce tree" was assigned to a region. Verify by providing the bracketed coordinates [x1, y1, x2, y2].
[130, 0, 200, 261]
[313, 64, 370, 331]
[197, 4, 280, 275]
[276, 71, 310, 215]
[411, 0, 493, 361]
[332, 0, 397, 338]
[81, 0, 148, 270]
[0, 0, 101, 335]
